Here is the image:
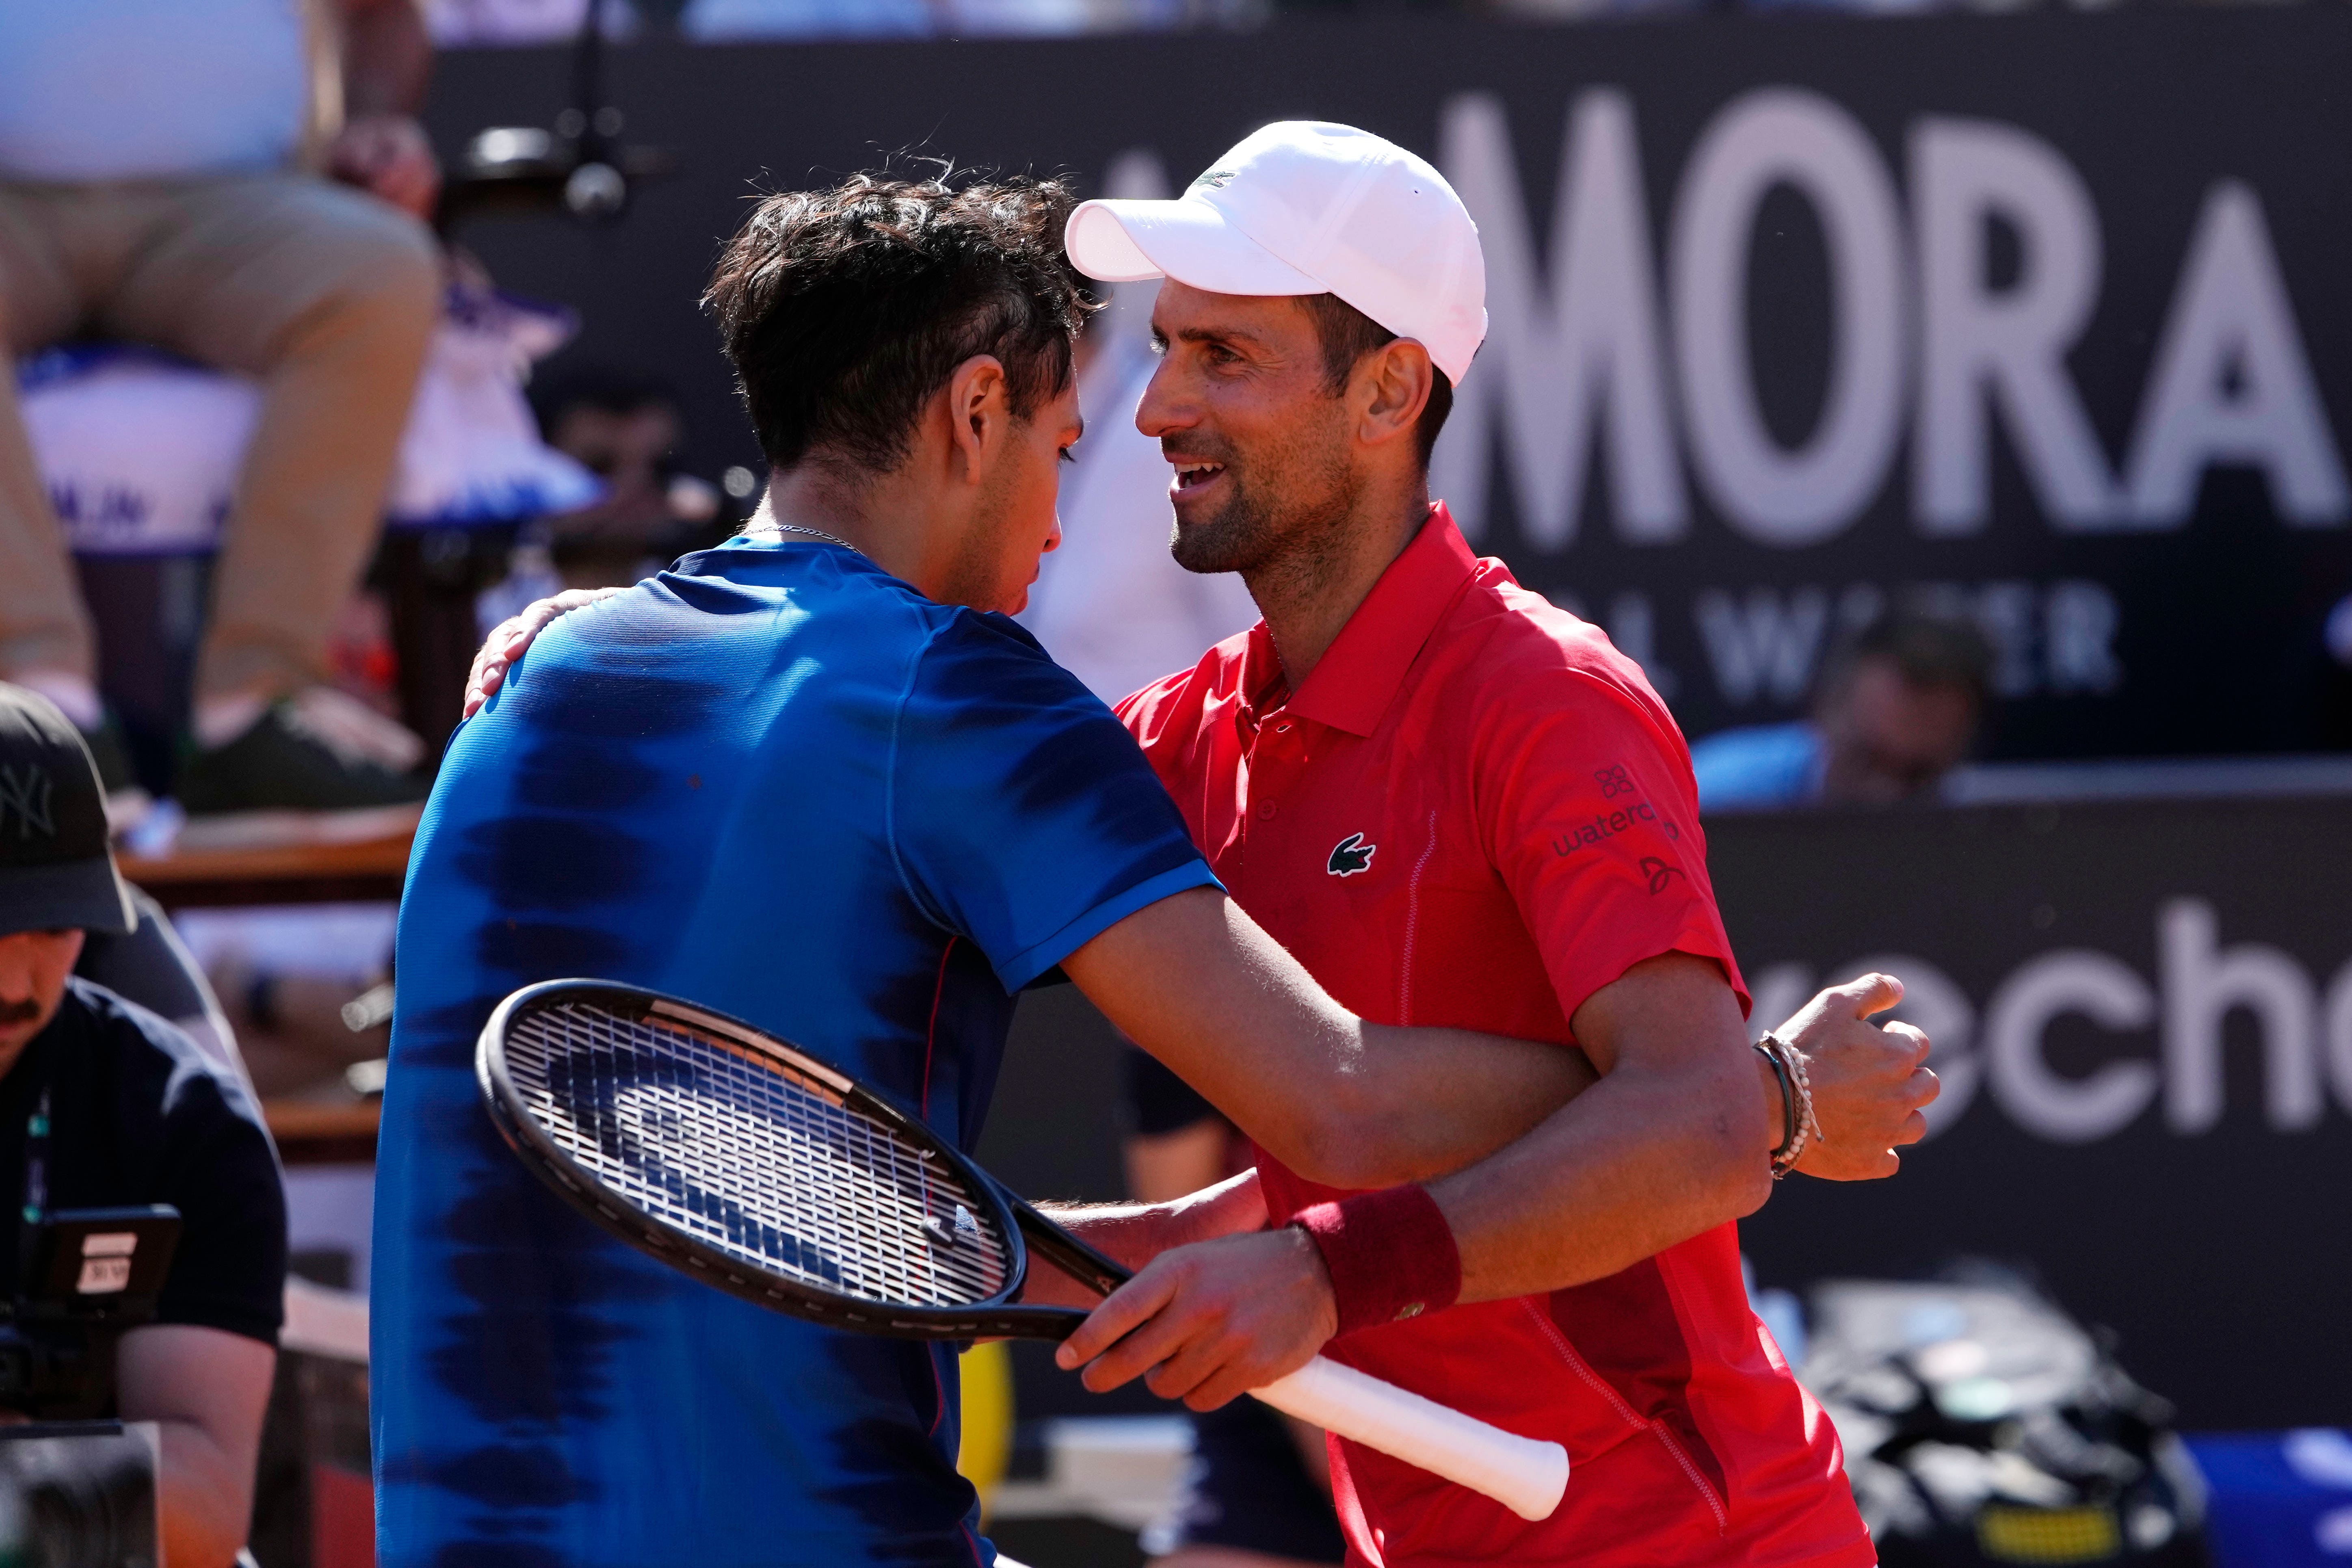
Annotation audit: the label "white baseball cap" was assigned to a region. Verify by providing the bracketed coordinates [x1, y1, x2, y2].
[1063, 121, 1488, 386]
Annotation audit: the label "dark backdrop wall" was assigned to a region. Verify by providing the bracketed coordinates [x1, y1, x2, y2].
[425, 9, 2352, 760]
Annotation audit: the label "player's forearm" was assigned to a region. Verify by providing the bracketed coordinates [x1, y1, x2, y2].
[154, 1416, 255, 1568]
[1068, 890, 1594, 1189]
[1024, 1170, 1268, 1307]
[1427, 1052, 1775, 1302]
[117, 1326, 273, 1568]
[1324, 1021, 1823, 1189]
[1330, 1022, 1598, 1187]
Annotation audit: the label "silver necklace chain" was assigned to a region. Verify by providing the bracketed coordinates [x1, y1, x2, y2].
[747, 521, 863, 556]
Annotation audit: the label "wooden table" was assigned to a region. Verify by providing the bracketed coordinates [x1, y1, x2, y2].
[120, 835, 411, 911]
[262, 1100, 383, 1166]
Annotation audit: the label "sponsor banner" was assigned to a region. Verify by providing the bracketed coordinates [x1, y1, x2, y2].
[435, 7, 2352, 757]
[1715, 798, 2352, 1429]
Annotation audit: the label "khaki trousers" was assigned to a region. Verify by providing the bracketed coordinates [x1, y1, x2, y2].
[0, 172, 438, 703]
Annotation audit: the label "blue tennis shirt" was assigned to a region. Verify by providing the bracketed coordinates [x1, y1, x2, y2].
[371, 537, 1219, 1567]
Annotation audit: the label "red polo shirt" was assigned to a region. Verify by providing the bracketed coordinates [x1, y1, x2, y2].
[1117, 506, 1869, 1568]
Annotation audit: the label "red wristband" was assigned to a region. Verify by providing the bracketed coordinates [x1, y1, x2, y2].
[1291, 1184, 1462, 1339]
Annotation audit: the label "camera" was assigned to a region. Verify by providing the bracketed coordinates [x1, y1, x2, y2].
[0, 1208, 181, 1421]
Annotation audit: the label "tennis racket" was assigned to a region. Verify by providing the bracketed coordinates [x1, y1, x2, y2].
[475, 979, 1569, 1522]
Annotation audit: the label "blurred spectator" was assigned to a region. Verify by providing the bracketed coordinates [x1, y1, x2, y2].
[530, 363, 723, 585]
[1120, 1049, 1343, 1568]
[1690, 606, 1994, 811]
[0, 686, 286, 1566]
[1020, 271, 1258, 705]
[0, 0, 442, 848]
[477, 362, 727, 626]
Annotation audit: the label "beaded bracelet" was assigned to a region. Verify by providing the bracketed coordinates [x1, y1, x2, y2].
[1756, 1032, 1823, 1178]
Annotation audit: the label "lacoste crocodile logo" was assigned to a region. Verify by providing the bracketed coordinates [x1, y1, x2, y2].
[1327, 833, 1376, 877]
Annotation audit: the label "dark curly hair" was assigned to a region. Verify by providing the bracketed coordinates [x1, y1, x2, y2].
[705, 172, 1093, 476]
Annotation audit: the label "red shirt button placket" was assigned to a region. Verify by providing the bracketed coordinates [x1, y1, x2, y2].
[1248, 719, 1308, 826]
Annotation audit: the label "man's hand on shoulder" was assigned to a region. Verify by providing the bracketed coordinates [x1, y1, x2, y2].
[1055, 1227, 1336, 1412]
[1776, 972, 1939, 1180]
[464, 588, 625, 718]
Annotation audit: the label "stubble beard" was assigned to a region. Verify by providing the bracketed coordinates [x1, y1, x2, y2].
[1168, 471, 1281, 577]
[1166, 427, 1360, 602]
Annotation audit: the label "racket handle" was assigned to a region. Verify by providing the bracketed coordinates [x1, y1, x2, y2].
[1250, 1355, 1569, 1523]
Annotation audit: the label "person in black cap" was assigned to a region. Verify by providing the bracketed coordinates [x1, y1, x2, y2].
[0, 684, 286, 1568]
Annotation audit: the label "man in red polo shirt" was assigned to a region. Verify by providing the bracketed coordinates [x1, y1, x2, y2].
[1051, 123, 1897, 1566]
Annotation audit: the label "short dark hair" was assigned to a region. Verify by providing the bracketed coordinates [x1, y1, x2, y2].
[1822, 606, 1997, 710]
[1295, 293, 1455, 469]
[705, 172, 1092, 474]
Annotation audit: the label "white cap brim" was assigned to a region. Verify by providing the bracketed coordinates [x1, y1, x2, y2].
[1065, 197, 1324, 296]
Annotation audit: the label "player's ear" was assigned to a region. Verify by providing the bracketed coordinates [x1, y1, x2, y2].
[945, 354, 1010, 481]
[1356, 339, 1432, 452]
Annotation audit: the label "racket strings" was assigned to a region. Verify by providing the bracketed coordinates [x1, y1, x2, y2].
[504, 1003, 1013, 1307]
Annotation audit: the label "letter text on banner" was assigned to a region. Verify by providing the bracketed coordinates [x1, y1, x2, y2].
[1670, 88, 1908, 546]
[1434, 91, 1684, 549]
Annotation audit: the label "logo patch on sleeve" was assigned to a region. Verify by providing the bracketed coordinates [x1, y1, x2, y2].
[1327, 833, 1376, 877]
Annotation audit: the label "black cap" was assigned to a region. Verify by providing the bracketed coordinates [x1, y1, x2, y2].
[0, 685, 134, 938]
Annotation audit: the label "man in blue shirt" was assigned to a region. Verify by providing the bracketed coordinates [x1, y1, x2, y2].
[1690, 608, 1995, 811]
[381, 532, 1218, 1565]
[373, 172, 1635, 1568]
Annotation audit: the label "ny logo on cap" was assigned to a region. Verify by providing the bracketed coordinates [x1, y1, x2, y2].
[0, 764, 53, 840]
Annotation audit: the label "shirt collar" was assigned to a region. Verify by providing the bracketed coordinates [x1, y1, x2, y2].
[1264, 503, 1480, 739]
